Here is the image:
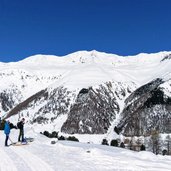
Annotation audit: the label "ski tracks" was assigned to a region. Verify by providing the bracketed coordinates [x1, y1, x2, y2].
[10, 146, 54, 171]
[0, 146, 18, 171]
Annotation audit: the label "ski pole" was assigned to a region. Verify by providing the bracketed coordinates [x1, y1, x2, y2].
[9, 136, 14, 144]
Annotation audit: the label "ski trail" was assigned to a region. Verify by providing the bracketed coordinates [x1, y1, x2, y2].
[0, 147, 18, 171]
[3, 146, 31, 171]
[10, 146, 54, 171]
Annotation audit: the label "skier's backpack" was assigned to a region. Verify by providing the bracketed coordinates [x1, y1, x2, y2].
[17, 122, 22, 129]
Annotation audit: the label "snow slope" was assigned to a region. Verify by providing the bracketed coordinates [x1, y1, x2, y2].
[1, 50, 171, 90]
[0, 128, 171, 171]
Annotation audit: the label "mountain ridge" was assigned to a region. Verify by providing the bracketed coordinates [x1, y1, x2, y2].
[1, 50, 171, 64]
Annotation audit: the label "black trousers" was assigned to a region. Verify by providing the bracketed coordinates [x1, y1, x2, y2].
[18, 129, 24, 142]
[5, 134, 9, 146]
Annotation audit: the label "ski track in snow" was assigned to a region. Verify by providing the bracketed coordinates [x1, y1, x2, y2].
[10, 146, 54, 171]
[1, 130, 171, 171]
[0, 131, 53, 171]
[0, 146, 18, 171]
[3, 145, 31, 171]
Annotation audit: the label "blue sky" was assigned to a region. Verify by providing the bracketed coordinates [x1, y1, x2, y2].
[0, 0, 171, 62]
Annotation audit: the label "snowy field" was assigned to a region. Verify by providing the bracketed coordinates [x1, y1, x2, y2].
[0, 129, 171, 171]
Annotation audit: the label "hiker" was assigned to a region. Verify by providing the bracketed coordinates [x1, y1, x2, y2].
[17, 118, 25, 142]
[4, 120, 10, 146]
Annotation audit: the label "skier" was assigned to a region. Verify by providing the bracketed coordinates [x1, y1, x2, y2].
[17, 118, 25, 142]
[4, 120, 10, 146]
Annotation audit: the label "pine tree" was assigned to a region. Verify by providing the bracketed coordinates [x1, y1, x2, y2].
[162, 149, 167, 156]
[102, 139, 109, 145]
[140, 144, 146, 151]
[110, 139, 119, 147]
[149, 130, 162, 154]
[120, 142, 125, 148]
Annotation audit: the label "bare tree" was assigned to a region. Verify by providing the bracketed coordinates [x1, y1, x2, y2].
[149, 130, 162, 154]
[164, 135, 171, 155]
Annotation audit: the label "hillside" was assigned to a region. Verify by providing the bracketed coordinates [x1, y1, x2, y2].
[0, 50, 171, 143]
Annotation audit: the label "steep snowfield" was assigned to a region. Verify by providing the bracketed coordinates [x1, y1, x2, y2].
[0, 128, 171, 171]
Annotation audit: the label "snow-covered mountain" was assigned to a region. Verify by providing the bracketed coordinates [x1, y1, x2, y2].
[115, 78, 171, 136]
[1, 50, 171, 141]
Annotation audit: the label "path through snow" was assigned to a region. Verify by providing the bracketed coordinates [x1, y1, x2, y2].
[1, 129, 171, 171]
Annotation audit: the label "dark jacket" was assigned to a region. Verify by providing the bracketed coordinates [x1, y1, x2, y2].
[4, 121, 10, 135]
[17, 121, 24, 130]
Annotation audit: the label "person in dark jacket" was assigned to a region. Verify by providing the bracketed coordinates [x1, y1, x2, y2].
[4, 120, 10, 146]
[17, 118, 25, 142]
